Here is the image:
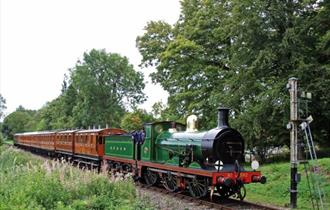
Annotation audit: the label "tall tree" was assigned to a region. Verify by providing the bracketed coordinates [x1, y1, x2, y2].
[137, 0, 330, 160]
[226, 0, 330, 156]
[70, 49, 146, 127]
[0, 95, 5, 143]
[0, 94, 6, 120]
[12, 49, 146, 132]
[137, 1, 233, 128]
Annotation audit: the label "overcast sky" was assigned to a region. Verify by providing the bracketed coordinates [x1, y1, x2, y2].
[0, 0, 181, 115]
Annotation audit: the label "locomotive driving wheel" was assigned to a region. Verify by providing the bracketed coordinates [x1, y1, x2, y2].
[162, 172, 178, 192]
[143, 168, 158, 186]
[216, 185, 232, 198]
[236, 184, 246, 200]
[187, 176, 209, 198]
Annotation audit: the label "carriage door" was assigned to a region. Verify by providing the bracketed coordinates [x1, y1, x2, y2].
[97, 135, 105, 156]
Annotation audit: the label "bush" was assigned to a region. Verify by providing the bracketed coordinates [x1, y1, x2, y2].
[0, 132, 3, 146]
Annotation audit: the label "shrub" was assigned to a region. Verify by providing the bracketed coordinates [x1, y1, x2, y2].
[0, 132, 3, 146]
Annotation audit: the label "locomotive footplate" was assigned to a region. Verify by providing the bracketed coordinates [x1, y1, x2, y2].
[137, 161, 265, 183]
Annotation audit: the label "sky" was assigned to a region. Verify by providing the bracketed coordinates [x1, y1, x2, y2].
[0, 0, 181, 115]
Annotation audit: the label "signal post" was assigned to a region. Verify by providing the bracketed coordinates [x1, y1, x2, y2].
[287, 77, 299, 208]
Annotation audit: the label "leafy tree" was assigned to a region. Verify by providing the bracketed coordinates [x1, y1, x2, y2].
[8, 49, 146, 132]
[0, 122, 3, 145]
[137, 0, 330, 161]
[0, 94, 6, 144]
[0, 129, 3, 145]
[151, 101, 166, 119]
[225, 0, 330, 157]
[2, 106, 37, 139]
[34, 96, 75, 131]
[120, 109, 154, 132]
[151, 101, 184, 122]
[0, 94, 6, 120]
[137, 1, 234, 128]
[306, 0, 330, 146]
[70, 49, 146, 128]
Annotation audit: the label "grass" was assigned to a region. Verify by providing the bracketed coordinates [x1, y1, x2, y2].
[0, 145, 153, 210]
[245, 158, 330, 209]
[3, 139, 14, 145]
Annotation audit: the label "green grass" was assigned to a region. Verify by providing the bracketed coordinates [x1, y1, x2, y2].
[0, 145, 153, 210]
[3, 139, 14, 145]
[245, 159, 330, 209]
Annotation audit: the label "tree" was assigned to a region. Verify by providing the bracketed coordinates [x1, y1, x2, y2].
[151, 101, 184, 122]
[0, 94, 6, 120]
[137, 1, 235, 129]
[34, 96, 75, 131]
[120, 109, 154, 132]
[137, 0, 330, 160]
[70, 49, 146, 128]
[2, 106, 36, 139]
[0, 94, 6, 144]
[151, 101, 166, 119]
[306, 0, 330, 145]
[6, 49, 146, 132]
[225, 0, 330, 156]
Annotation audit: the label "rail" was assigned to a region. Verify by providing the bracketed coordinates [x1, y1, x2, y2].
[137, 184, 286, 210]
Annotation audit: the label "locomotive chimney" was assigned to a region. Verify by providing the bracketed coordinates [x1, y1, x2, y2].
[217, 107, 230, 128]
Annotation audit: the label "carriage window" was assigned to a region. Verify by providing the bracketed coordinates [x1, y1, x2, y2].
[176, 124, 186, 132]
[154, 124, 163, 133]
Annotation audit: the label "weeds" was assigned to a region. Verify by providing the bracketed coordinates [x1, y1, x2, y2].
[0, 145, 152, 210]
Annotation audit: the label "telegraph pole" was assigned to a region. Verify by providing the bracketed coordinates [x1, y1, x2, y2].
[287, 77, 298, 208]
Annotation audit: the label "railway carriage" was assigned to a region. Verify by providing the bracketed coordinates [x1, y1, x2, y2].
[39, 131, 56, 151]
[14, 128, 127, 167]
[15, 131, 56, 154]
[14, 133, 29, 147]
[61, 128, 126, 165]
[55, 130, 77, 157]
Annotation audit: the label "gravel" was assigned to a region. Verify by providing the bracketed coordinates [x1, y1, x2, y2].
[137, 187, 218, 210]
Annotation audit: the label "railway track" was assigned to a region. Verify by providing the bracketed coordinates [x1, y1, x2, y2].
[137, 184, 286, 210]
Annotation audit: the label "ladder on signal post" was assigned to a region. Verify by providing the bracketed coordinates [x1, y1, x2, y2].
[300, 119, 325, 210]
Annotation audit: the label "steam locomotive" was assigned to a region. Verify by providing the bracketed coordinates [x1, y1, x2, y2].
[14, 107, 266, 200]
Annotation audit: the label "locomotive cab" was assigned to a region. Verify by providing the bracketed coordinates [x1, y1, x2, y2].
[141, 121, 186, 162]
